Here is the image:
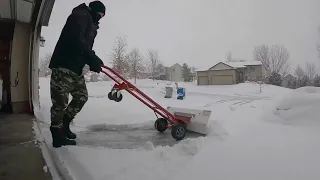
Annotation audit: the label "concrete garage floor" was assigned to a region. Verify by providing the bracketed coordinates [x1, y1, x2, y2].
[0, 113, 52, 180]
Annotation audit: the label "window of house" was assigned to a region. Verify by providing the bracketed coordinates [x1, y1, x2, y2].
[172, 68, 175, 72]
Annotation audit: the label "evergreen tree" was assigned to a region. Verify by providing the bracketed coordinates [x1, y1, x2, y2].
[181, 63, 192, 82]
[267, 72, 282, 86]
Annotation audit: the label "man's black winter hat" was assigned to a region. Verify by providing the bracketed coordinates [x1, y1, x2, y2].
[89, 1, 106, 14]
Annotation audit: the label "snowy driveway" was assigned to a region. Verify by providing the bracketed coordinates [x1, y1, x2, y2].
[72, 88, 269, 149]
[37, 79, 269, 150]
[36, 78, 320, 180]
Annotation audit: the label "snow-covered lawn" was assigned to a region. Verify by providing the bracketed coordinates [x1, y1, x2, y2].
[36, 77, 320, 180]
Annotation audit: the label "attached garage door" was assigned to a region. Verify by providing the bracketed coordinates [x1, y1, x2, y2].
[198, 76, 209, 85]
[211, 75, 234, 85]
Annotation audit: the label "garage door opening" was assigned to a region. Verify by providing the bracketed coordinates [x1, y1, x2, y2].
[0, 21, 14, 113]
[211, 75, 234, 85]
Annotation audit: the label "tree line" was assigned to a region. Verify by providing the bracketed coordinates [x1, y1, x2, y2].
[252, 42, 320, 88]
[226, 27, 320, 89]
[39, 36, 166, 84]
[109, 36, 163, 83]
[40, 26, 320, 88]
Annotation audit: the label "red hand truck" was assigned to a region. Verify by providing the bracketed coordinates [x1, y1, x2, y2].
[100, 65, 190, 140]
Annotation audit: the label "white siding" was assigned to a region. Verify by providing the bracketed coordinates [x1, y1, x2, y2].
[169, 64, 184, 82]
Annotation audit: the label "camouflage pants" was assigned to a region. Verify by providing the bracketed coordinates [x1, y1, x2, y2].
[50, 68, 88, 127]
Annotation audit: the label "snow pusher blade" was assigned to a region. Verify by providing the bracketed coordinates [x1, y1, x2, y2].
[166, 107, 211, 135]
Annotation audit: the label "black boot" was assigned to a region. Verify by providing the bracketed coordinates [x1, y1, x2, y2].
[62, 115, 77, 139]
[50, 126, 76, 148]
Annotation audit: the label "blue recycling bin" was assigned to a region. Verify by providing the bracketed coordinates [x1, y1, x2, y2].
[177, 87, 185, 100]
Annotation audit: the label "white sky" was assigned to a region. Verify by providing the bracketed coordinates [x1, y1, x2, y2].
[40, 0, 320, 71]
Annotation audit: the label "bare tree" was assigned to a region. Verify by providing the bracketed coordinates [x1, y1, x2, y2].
[294, 65, 304, 78]
[39, 53, 52, 77]
[147, 49, 162, 80]
[110, 36, 129, 77]
[270, 44, 290, 76]
[253, 44, 290, 78]
[190, 66, 197, 81]
[128, 48, 145, 84]
[90, 72, 100, 82]
[305, 62, 317, 85]
[226, 51, 233, 62]
[253, 44, 270, 77]
[317, 26, 320, 69]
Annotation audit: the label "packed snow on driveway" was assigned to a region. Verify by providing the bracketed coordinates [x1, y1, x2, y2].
[35, 77, 320, 180]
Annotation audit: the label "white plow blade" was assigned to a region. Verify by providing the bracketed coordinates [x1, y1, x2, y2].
[167, 106, 211, 135]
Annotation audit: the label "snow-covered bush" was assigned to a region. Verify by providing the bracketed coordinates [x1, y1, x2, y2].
[313, 75, 320, 87]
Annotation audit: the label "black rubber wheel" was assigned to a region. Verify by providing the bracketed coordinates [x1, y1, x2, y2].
[113, 93, 123, 102]
[171, 124, 187, 140]
[108, 92, 114, 100]
[154, 118, 168, 132]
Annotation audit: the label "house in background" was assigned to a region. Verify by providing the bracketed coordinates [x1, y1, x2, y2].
[282, 74, 296, 88]
[168, 63, 184, 82]
[196, 61, 263, 85]
[155, 64, 170, 80]
[155, 63, 184, 82]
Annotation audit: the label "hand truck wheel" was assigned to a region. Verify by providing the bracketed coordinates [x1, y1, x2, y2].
[108, 92, 114, 100]
[154, 118, 168, 132]
[113, 92, 123, 102]
[171, 124, 186, 140]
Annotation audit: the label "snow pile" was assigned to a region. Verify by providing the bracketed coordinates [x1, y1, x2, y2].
[42, 166, 48, 173]
[274, 86, 320, 127]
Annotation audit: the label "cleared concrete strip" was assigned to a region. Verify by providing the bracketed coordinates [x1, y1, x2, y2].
[0, 114, 52, 180]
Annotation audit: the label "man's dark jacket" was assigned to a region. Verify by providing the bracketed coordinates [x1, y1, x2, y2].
[49, 3, 100, 75]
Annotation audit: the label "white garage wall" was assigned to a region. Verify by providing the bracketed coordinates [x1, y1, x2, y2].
[10, 22, 32, 112]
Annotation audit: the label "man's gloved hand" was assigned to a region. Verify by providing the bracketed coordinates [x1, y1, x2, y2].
[90, 54, 104, 73]
[99, 58, 104, 66]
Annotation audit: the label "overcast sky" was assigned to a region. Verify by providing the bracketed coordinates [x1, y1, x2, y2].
[40, 0, 320, 71]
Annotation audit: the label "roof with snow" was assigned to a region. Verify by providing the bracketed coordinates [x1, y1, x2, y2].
[224, 61, 262, 68]
[196, 61, 262, 71]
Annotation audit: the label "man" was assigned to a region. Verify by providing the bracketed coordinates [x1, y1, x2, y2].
[48, 1, 106, 148]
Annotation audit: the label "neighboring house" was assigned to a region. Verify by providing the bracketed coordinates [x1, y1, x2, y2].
[196, 61, 263, 85]
[155, 64, 170, 80]
[154, 63, 184, 82]
[168, 63, 184, 82]
[139, 72, 151, 79]
[282, 74, 296, 88]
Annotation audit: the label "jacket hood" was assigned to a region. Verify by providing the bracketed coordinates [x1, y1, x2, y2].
[72, 3, 100, 26]
[72, 3, 91, 13]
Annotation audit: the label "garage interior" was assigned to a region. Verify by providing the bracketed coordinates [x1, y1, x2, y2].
[0, 0, 54, 114]
[0, 21, 15, 113]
